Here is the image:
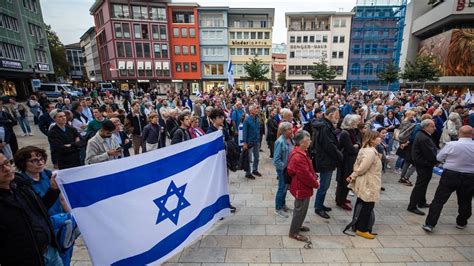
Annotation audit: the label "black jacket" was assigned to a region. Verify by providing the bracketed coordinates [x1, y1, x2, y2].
[118, 131, 132, 157]
[38, 113, 53, 136]
[171, 127, 190, 145]
[0, 174, 60, 266]
[125, 112, 146, 136]
[336, 129, 361, 181]
[412, 130, 438, 168]
[166, 117, 179, 140]
[266, 117, 278, 143]
[311, 117, 343, 172]
[48, 125, 82, 170]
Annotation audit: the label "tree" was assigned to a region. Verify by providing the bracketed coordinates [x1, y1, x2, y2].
[244, 55, 269, 89]
[310, 57, 336, 90]
[377, 62, 400, 91]
[401, 54, 441, 89]
[277, 70, 286, 87]
[46, 24, 69, 79]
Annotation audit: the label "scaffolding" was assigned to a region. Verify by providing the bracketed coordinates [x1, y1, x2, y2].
[346, 0, 407, 91]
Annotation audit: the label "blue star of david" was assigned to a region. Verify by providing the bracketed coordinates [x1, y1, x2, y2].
[153, 181, 191, 225]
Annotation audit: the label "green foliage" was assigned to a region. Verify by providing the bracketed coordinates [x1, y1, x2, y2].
[46, 25, 69, 78]
[243, 55, 269, 81]
[277, 71, 286, 87]
[401, 55, 441, 88]
[377, 62, 400, 89]
[310, 57, 336, 83]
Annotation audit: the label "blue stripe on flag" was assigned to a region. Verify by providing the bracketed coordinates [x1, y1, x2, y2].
[64, 137, 225, 209]
[112, 194, 230, 265]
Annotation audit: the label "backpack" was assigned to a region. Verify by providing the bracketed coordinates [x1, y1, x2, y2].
[225, 140, 241, 172]
[49, 212, 81, 252]
[397, 123, 416, 143]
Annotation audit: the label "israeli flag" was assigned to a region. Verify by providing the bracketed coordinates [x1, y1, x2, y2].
[465, 90, 472, 104]
[227, 59, 235, 87]
[56, 132, 230, 265]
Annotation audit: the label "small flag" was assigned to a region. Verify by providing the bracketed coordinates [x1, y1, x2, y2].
[56, 132, 230, 265]
[227, 59, 234, 88]
[465, 90, 472, 104]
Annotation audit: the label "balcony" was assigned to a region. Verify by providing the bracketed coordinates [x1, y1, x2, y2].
[288, 18, 330, 31]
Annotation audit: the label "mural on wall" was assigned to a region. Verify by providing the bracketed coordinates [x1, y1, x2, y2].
[418, 28, 474, 76]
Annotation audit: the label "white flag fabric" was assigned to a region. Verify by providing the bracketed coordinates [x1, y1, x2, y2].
[465, 90, 472, 104]
[56, 132, 230, 265]
[227, 59, 234, 87]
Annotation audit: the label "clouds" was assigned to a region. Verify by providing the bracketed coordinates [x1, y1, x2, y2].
[40, 0, 357, 45]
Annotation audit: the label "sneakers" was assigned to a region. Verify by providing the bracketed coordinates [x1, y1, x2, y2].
[274, 209, 289, 218]
[456, 224, 466, 230]
[28, 132, 34, 136]
[356, 230, 376, 239]
[422, 224, 434, 232]
[348, 191, 355, 197]
[22, 133, 27, 137]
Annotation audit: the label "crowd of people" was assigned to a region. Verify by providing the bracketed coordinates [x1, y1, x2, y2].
[0, 85, 473, 265]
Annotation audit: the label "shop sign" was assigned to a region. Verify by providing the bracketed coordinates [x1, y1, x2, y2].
[37, 63, 49, 71]
[231, 40, 269, 46]
[32, 79, 41, 89]
[290, 44, 328, 49]
[137, 80, 149, 83]
[0, 59, 22, 70]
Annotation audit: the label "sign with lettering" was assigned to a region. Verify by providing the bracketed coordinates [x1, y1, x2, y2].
[290, 44, 328, 49]
[304, 82, 315, 100]
[0, 59, 22, 70]
[231, 40, 269, 46]
[37, 63, 49, 71]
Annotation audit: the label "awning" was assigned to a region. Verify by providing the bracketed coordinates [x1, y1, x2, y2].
[118, 61, 126, 70]
[137, 61, 144, 70]
[145, 61, 152, 70]
[126, 61, 134, 70]
[155, 61, 162, 70]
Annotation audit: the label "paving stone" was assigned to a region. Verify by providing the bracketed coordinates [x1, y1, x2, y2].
[349, 237, 382, 248]
[416, 235, 462, 247]
[252, 215, 277, 225]
[306, 224, 332, 236]
[242, 236, 283, 249]
[204, 224, 229, 236]
[308, 235, 354, 249]
[228, 224, 266, 235]
[266, 225, 291, 236]
[372, 247, 424, 262]
[377, 236, 423, 248]
[200, 235, 242, 248]
[453, 235, 474, 246]
[221, 215, 252, 225]
[179, 247, 226, 263]
[164, 263, 201, 266]
[414, 247, 467, 262]
[343, 248, 379, 263]
[270, 249, 303, 263]
[202, 264, 248, 266]
[235, 207, 269, 216]
[301, 249, 348, 263]
[226, 248, 271, 263]
[455, 247, 474, 261]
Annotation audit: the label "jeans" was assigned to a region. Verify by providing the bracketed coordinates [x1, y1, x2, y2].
[44, 246, 63, 266]
[385, 132, 394, 153]
[275, 169, 287, 210]
[314, 171, 333, 210]
[395, 156, 404, 170]
[246, 143, 260, 175]
[18, 116, 31, 134]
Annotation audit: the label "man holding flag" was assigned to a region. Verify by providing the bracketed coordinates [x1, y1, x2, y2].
[227, 59, 234, 89]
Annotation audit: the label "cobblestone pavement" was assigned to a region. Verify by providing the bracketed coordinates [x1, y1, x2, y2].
[17, 124, 474, 266]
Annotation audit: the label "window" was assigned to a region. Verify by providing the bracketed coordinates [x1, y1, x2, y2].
[332, 66, 343, 76]
[112, 4, 130, 18]
[230, 48, 235, 55]
[174, 45, 180, 55]
[333, 19, 340, 28]
[338, 51, 343, 58]
[172, 11, 194, 23]
[181, 28, 188, 37]
[251, 32, 256, 39]
[189, 28, 195, 37]
[117, 42, 125, 57]
[303, 36, 308, 43]
[143, 43, 150, 58]
[173, 28, 179, 37]
[333, 36, 338, 43]
[257, 32, 263, 39]
[236, 32, 242, 39]
[234, 20, 240, 27]
[364, 44, 371, 54]
[340, 19, 346, 27]
[125, 42, 132, 57]
[364, 63, 373, 75]
[134, 24, 141, 39]
[182, 46, 189, 55]
[371, 44, 378, 54]
[332, 51, 337, 59]
[150, 7, 166, 21]
[132, 5, 148, 20]
[123, 23, 130, 38]
[175, 63, 182, 72]
[353, 44, 360, 54]
[34, 49, 46, 63]
[115, 23, 123, 38]
[183, 63, 189, 72]
[351, 63, 360, 75]
[190, 45, 196, 55]
[315, 35, 322, 43]
[290, 51, 295, 58]
[290, 36, 295, 43]
[376, 63, 385, 74]
[159, 25, 167, 40]
[135, 43, 143, 57]
[382, 44, 388, 55]
[296, 36, 301, 43]
[309, 36, 315, 42]
[339, 36, 345, 43]
[243, 32, 249, 39]
[161, 44, 168, 58]
[1, 14, 19, 32]
[191, 63, 197, 72]
[248, 20, 254, 28]
[260, 20, 267, 28]
[230, 32, 235, 39]
[154, 44, 161, 58]
[322, 35, 328, 43]
[151, 25, 159, 40]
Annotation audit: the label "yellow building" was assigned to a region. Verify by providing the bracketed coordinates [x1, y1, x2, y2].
[228, 8, 274, 91]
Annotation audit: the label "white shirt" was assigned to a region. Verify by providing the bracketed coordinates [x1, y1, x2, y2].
[437, 138, 474, 174]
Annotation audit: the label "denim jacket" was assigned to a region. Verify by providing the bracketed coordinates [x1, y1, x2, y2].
[272, 135, 294, 170]
[242, 115, 260, 144]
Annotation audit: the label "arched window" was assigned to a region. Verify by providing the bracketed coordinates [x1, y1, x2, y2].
[351, 63, 360, 75]
[376, 63, 385, 74]
[364, 63, 373, 75]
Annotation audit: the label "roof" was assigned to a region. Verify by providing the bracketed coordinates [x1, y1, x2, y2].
[79, 27, 95, 41]
[285, 11, 355, 17]
[65, 43, 81, 49]
[228, 8, 275, 17]
[167, 2, 200, 7]
[90, 0, 171, 13]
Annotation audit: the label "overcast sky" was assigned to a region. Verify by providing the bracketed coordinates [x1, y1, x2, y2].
[41, 0, 357, 46]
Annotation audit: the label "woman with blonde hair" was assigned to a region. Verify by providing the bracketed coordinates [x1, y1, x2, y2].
[344, 130, 382, 239]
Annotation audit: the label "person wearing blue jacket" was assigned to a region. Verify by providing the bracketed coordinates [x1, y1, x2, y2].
[272, 122, 294, 218]
[242, 104, 261, 179]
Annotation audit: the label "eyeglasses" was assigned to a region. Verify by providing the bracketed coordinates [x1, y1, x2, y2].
[27, 158, 45, 165]
[0, 159, 13, 168]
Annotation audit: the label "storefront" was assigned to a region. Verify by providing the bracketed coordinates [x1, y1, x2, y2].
[0, 59, 32, 100]
[234, 80, 270, 91]
[202, 80, 227, 93]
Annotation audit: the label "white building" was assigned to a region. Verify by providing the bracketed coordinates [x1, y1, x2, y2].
[285, 12, 353, 89]
[80, 27, 102, 82]
[400, 0, 474, 91]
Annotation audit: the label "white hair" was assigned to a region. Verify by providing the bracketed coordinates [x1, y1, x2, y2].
[341, 114, 361, 130]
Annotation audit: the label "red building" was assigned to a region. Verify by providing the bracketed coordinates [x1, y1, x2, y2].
[167, 3, 201, 92]
[90, 0, 173, 92]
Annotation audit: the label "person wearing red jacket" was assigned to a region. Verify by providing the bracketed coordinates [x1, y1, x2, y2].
[287, 130, 319, 242]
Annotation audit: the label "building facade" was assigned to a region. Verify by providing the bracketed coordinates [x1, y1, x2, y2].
[271, 43, 287, 87]
[65, 42, 84, 83]
[0, 0, 53, 99]
[285, 12, 353, 90]
[400, 0, 474, 92]
[90, 0, 172, 92]
[347, 0, 407, 91]
[198, 7, 229, 93]
[168, 3, 201, 93]
[228, 8, 274, 91]
[80, 26, 102, 83]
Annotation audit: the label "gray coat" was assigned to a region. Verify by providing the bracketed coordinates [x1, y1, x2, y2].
[85, 132, 121, 165]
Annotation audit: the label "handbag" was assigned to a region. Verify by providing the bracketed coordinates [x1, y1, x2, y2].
[393, 129, 400, 141]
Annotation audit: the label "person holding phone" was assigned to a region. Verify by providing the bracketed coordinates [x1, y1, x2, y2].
[85, 120, 122, 165]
